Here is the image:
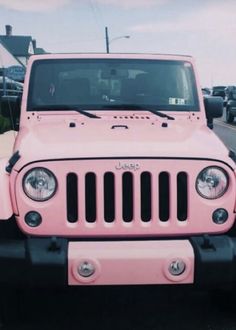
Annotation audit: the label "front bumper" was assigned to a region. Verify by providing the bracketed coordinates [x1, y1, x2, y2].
[0, 236, 236, 287]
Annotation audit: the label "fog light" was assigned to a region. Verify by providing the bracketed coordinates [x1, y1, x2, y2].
[168, 259, 186, 276]
[78, 261, 95, 277]
[25, 211, 42, 227]
[212, 208, 228, 224]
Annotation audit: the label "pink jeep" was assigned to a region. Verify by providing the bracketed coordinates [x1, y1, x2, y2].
[0, 53, 235, 287]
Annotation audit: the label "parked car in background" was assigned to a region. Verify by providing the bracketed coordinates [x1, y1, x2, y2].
[212, 85, 226, 106]
[212, 86, 226, 98]
[0, 77, 23, 97]
[0, 77, 23, 132]
[225, 85, 236, 123]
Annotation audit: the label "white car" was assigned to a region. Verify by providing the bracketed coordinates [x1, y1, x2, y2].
[0, 76, 23, 97]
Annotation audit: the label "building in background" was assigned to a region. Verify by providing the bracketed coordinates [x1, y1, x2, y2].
[0, 25, 46, 66]
[0, 40, 22, 68]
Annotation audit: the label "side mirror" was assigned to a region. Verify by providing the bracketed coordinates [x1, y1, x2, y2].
[204, 96, 223, 129]
[0, 95, 21, 131]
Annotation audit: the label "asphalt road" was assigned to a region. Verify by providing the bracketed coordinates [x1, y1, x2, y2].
[1, 114, 236, 330]
[1, 285, 236, 330]
[214, 118, 236, 152]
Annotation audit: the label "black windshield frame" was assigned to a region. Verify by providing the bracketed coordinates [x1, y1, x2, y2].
[27, 58, 200, 112]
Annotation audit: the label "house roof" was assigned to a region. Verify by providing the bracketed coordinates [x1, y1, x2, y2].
[0, 35, 33, 56]
[34, 47, 48, 55]
[0, 41, 24, 68]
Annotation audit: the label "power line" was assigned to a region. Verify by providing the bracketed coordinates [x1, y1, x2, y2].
[91, 0, 105, 29]
[45, 36, 104, 46]
[88, 0, 103, 34]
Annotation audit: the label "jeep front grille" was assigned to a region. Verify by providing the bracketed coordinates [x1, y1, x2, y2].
[66, 170, 188, 224]
[16, 159, 235, 237]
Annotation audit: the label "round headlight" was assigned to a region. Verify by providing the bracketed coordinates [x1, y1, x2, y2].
[23, 167, 57, 201]
[196, 166, 229, 199]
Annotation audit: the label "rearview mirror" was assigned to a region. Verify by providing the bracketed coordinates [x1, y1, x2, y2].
[101, 68, 129, 79]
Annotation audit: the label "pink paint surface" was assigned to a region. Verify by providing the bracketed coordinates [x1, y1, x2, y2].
[15, 158, 236, 237]
[68, 240, 194, 285]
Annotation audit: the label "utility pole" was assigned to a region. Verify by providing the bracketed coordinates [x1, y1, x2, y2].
[105, 26, 109, 53]
[105, 26, 130, 53]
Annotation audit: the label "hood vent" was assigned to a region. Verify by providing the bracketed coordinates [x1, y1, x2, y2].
[113, 115, 150, 120]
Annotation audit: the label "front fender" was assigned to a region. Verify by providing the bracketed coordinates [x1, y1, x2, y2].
[0, 159, 13, 220]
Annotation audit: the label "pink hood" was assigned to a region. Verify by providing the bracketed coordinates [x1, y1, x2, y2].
[13, 114, 233, 170]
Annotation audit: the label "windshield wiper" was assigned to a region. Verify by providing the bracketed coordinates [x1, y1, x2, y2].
[73, 109, 100, 119]
[144, 109, 175, 120]
[29, 105, 100, 119]
[101, 104, 175, 120]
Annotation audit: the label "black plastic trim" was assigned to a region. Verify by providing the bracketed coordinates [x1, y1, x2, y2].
[0, 237, 67, 286]
[190, 235, 236, 286]
[229, 150, 236, 163]
[0, 235, 236, 287]
[5, 151, 21, 173]
[0, 216, 25, 240]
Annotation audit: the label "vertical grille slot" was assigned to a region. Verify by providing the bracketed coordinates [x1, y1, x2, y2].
[104, 172, 115, 222]
[66, 173, 78, 223]
[122, 172, 133, 222]
[141, 172, 151, 222]
[85, 172, 96, 223]
[159, 172, 170, 221]
[177, 172, 188, 221]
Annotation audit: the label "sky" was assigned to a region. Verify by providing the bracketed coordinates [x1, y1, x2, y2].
[0, 0, 235, 87]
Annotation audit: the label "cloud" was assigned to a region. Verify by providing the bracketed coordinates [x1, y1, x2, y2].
[0, 0, 168, 12]
[94, 0, 168, 9]
[130, 1, 236, 36]
[0, 0, 71, 12]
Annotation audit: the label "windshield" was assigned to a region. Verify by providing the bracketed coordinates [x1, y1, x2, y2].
[27, 58, 199, 112]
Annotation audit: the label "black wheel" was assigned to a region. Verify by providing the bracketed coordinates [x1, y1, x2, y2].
[226, 107, 234, 123]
